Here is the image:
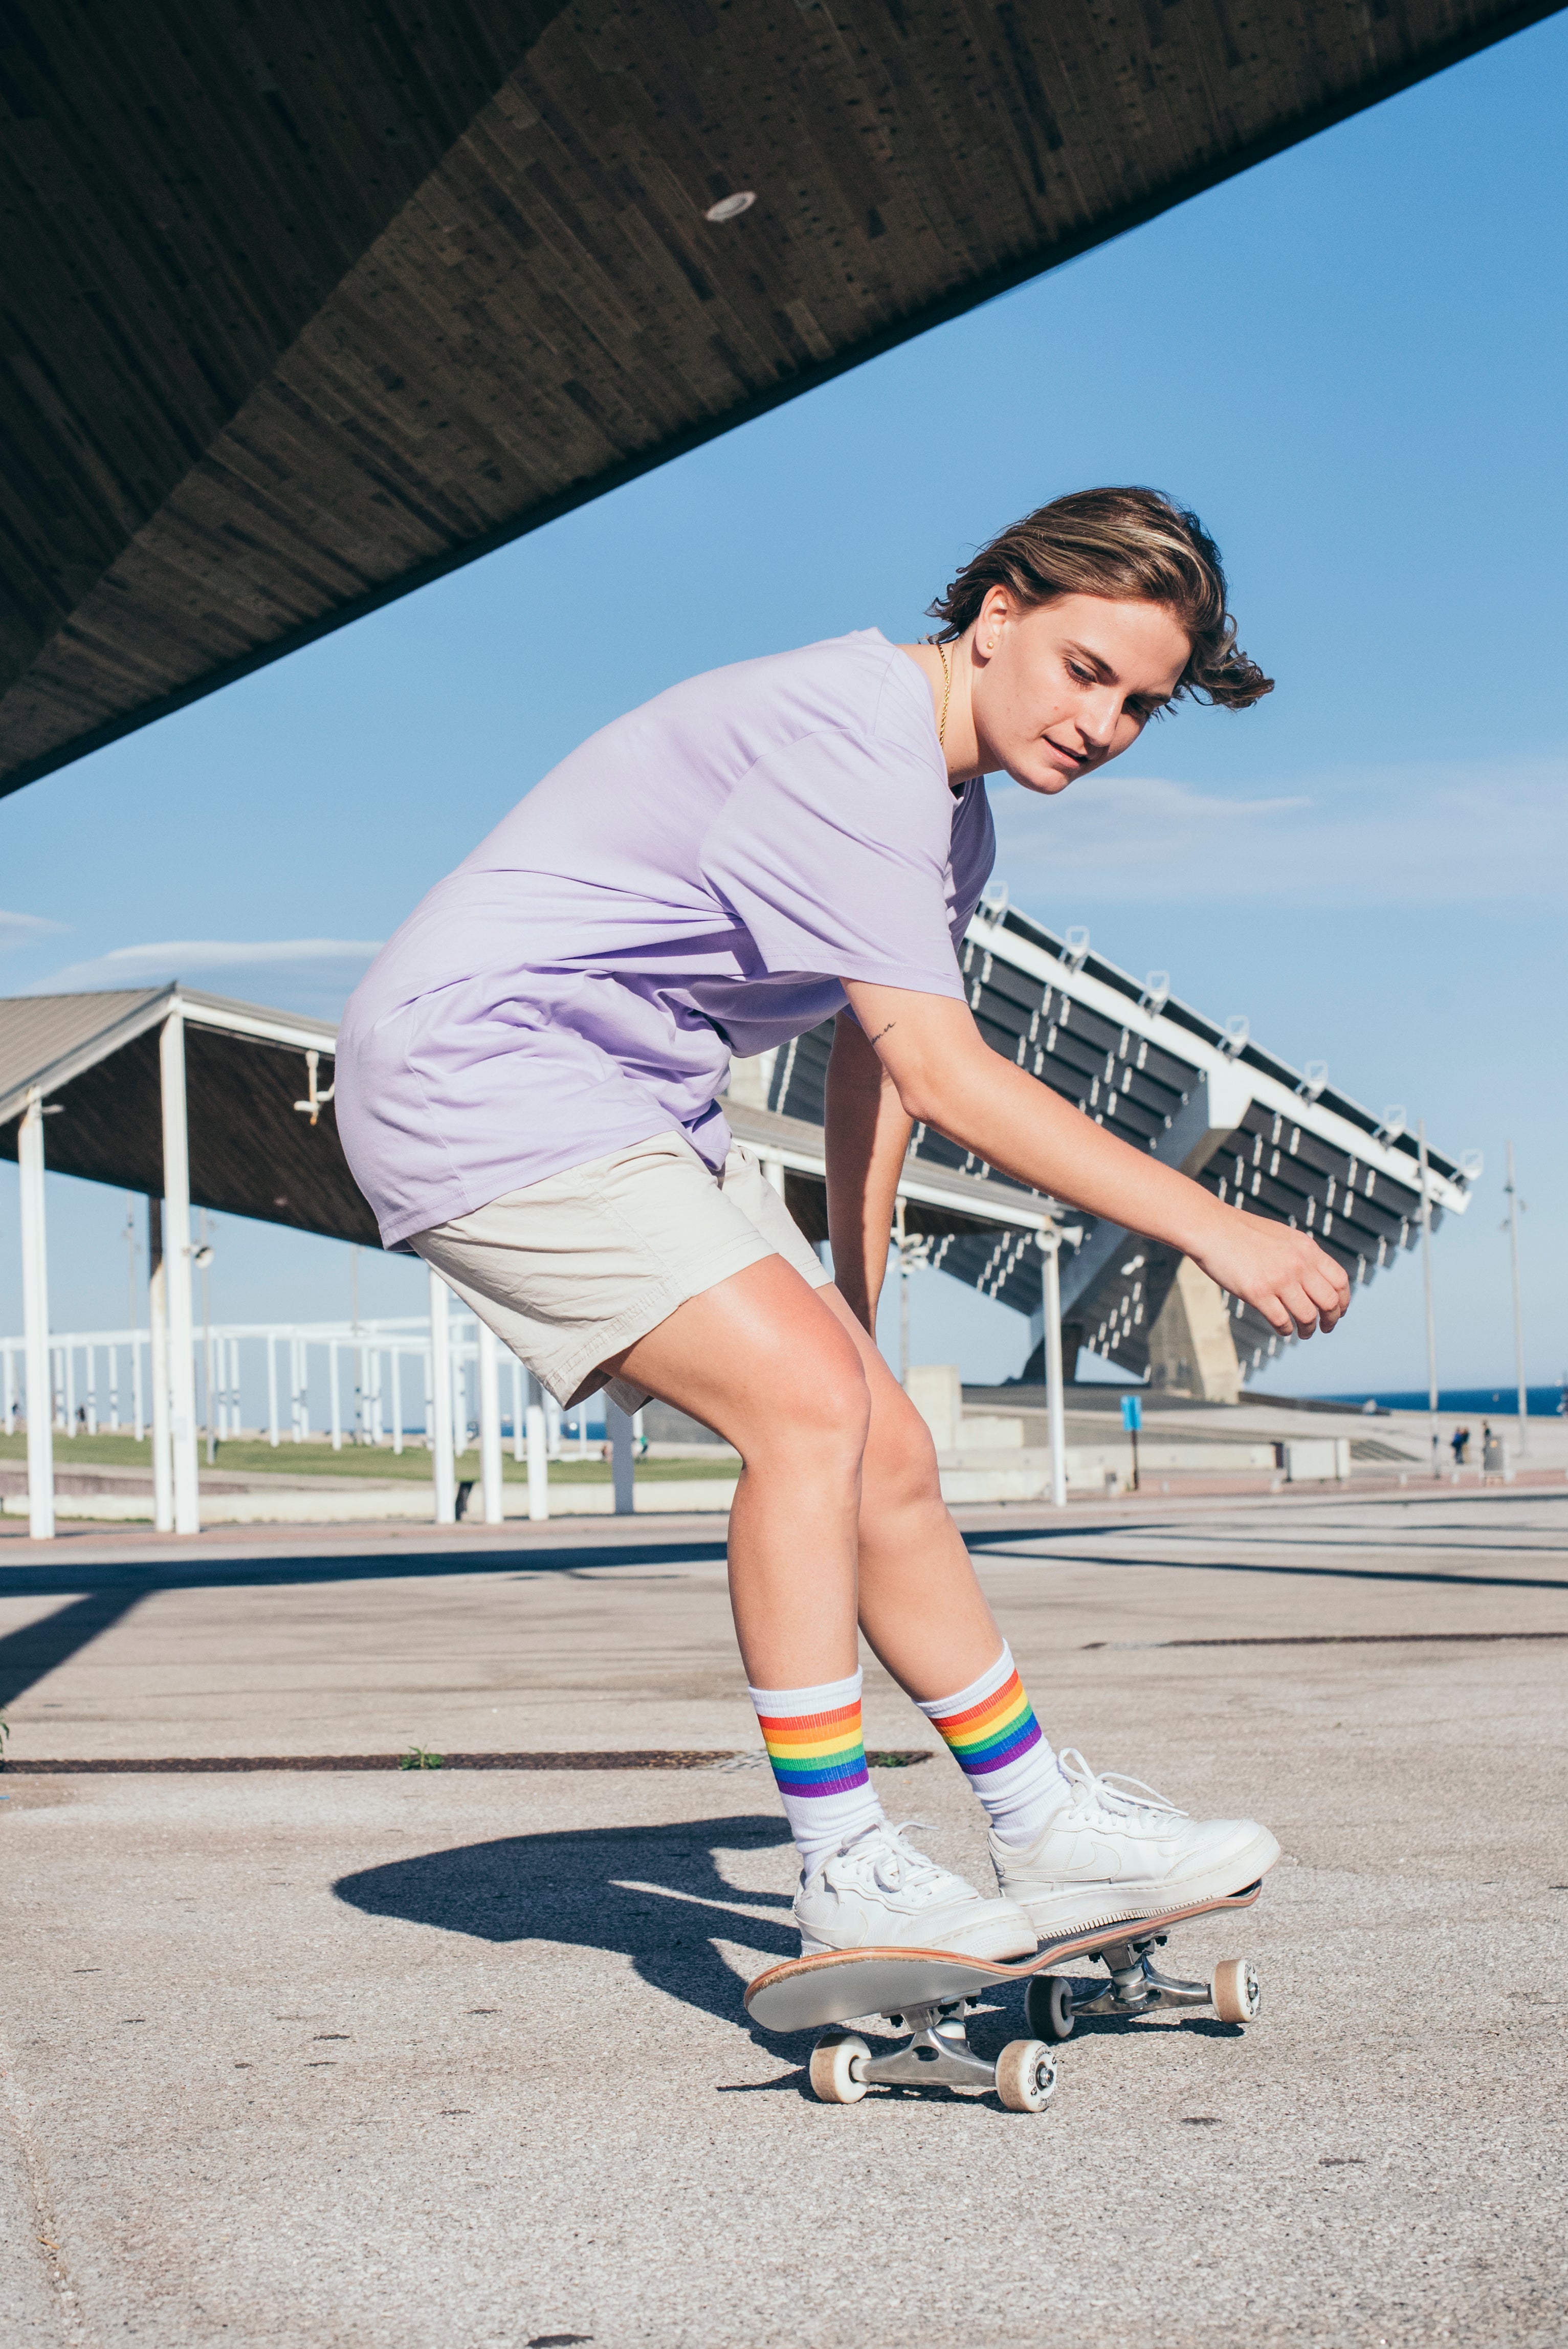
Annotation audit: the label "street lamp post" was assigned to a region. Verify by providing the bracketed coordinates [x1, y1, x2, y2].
[1504, 1139, 1529, 1458]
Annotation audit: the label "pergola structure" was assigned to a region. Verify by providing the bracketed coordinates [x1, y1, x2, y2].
[2, 0, 1556, 794]
[1, 898, 1472, 1533]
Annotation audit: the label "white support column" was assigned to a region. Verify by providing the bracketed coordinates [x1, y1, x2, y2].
[108, 1343, 120, 1432]
[147, 1199, 173, 1531]
[329, 1342, 342, 1450]
[526, 1371, 549, 1522]
[18, 1092, 55, 1540]
[390, 1350, 404, 1455]
[159, 1009, 201, 1534]
[63, 1341, 77, 1436]
[427, 1267, 457, 1525]
[267, 1336, 280, 1445]
[545, 1390, 562, 1460]
[606, 1397, 636, 1516]
[477, 1321, 504, 1526]
[1041, 1229, 1067, 1510]
[511, 1357, 525, 1463]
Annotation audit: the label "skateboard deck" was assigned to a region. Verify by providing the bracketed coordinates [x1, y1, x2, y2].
[745, 1881, 1265, 2108]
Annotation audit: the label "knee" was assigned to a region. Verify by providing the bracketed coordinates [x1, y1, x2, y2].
[862, 1389, 943, 1509]
[747, 1331, 871, 1463]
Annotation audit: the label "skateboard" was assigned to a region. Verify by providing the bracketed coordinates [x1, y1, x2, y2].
[744, 1881, 1265, 2111]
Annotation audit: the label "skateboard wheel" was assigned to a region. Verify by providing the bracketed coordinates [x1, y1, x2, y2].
[994, 2039, 1056, 2113]
[1025, 1975, 1075, 2044]
[809, 2030, 870, 2104]
[1210, 1958, 1261, 2024]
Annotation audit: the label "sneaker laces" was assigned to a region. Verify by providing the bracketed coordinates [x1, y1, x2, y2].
[821, 1819, 953, 1905]
[1056, 1748, 1189, 1830]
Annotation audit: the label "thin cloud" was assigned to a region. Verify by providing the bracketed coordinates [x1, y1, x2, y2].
[0, 910, 68, 954]
[991, 757, 1566, 907]
[27, 938, 382, 995]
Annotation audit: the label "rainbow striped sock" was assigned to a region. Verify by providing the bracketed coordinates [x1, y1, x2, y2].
[749, 1668, 884, 1878]
[919, 1644, 1068, 1845]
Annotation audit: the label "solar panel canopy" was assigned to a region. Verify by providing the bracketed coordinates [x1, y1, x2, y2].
[2, 0, 1554, 794]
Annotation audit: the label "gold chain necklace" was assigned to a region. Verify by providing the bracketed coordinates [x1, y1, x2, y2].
[935, 639, 952, 746]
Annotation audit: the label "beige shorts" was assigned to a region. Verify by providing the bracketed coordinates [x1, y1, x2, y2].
[409, 1130, 832, 1414]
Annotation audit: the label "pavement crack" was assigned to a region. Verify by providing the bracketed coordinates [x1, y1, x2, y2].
[1, 2027, 97, 2348]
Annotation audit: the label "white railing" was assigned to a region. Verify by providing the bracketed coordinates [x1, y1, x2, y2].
[0, 1315, 594, 1466]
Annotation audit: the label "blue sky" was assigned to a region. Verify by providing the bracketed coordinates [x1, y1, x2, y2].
[3, 16, 1564, 1393]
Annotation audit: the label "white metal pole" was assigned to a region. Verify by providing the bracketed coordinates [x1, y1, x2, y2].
[1505, 1138, 1529, 1457]
[147, 1198, 173, 1531]
[18, 1093, 56, 1540]
[1417, 1119, 1439, 1481]
[329, 1341, 342, 1450]
[159, 1008, 201, 1533]
[267, 1335, 279, 1445]
[390, 1349, 403, 1455]
[108, 1342, 120, 1432]
[545, 1390, 562, 1459]
[478, 1320, 504, 1525]
[64, 1341, 76, 1436]
[85, 1342, 99, 1435]
[526, 1371, 549, 1522]
[607, 1397, 636, 1516]
[1042, 1228, 1067, 1510]
[427, 1267, 457, 1525]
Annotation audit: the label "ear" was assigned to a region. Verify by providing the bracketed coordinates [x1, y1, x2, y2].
[974, 587, 1012, 658]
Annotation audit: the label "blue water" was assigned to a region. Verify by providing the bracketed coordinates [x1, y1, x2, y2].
[1318, 1385, 1564, 1417]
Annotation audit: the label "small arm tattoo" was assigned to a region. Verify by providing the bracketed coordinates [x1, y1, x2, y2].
[868, 1020, 897, 1045]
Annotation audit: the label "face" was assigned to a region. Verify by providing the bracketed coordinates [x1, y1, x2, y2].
[968, 591, 1191, 796]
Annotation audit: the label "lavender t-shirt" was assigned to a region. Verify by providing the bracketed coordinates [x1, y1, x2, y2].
[336, 629, 995, 1249]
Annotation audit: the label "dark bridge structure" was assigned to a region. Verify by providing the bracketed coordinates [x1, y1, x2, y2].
[2, 0, 1555, 795]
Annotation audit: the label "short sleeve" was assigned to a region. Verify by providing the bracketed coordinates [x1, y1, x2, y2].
[699, 727, 966, 997]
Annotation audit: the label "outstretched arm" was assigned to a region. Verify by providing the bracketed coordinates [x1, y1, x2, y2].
[841, 979, 1351, 1340]
[824, 1007, 913, 1336]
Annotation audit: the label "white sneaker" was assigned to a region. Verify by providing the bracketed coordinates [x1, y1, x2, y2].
[990, 1749, 1280, 1940]
[793, 1819, 1036, 1960]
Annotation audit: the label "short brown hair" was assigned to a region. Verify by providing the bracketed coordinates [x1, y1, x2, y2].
[926, 486, 1272, 710]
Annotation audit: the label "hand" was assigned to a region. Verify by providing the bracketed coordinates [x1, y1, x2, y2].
[1190, 1211, 1352, 1340]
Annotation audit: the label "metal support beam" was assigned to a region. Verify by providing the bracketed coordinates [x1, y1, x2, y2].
[427, 1266, 457, 1525]
[1041, 1230, 1067, 1510]
[525, 1371, 549, 1522]
[607, 1398, 636, 1516]
[158, 1008, 200, 1533]
[18, 1090, 54, 1541]
[147, 1198, 173, 1531]
[477, 1320, 504, 1525]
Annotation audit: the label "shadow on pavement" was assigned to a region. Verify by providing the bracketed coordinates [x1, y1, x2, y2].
[334, 1813, 800, 2033]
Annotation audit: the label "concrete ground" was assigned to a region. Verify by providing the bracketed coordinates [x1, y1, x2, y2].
[2, 1486, 1565, 2348]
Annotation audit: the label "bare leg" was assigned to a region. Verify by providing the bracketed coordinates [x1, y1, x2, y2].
[603, 1261, 1002, 1698]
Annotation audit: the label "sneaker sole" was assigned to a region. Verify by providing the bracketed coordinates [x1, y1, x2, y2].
[797, 1915, 1036, 1964]
[1008, 1828, 1282, 1942]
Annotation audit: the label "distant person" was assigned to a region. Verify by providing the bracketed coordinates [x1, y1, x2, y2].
[1451, 1425, 1470, 1468]
[1482, 1420, 1505, 1480]
[338, 489, 1349, 1962]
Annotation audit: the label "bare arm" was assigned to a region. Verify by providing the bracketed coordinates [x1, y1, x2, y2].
[824, 1007, 913, 1334]
[842, 980, 1351, 1339]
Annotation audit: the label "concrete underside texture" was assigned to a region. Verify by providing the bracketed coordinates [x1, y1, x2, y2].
[2, 1489, 1565, 2349]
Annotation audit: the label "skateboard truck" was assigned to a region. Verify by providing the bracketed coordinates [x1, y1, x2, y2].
[1025, 1929, 1262, 2042]
[810, 2000, 1057, 2112]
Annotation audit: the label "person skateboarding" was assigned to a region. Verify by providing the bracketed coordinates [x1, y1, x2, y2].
[336, 487, 1348, 1964]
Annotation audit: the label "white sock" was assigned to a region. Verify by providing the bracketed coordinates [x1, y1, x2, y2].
[917, 1643, 1069, 1847]
[748, 1667, 885, 1880]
